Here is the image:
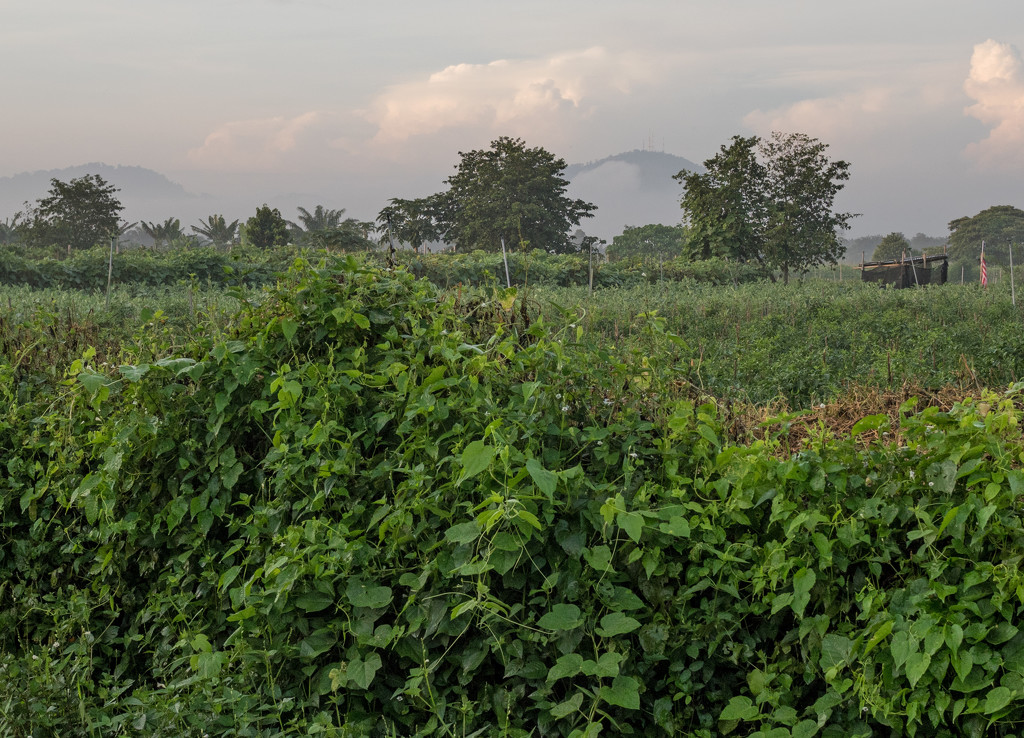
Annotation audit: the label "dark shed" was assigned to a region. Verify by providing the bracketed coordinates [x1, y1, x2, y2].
[860, 254, 949, 288]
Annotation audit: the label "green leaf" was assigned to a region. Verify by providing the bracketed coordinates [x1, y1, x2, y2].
[791, 568, 816, 618]
[616, 511, 644, 543]
[891, 630, 912, 670]
[281, 318, 298, 342]
[526, 458, 558, 498]
[719, 695, 759, 722]
[658, 516, 690, 537]
[601, 675, 640, 710]
[819, 634, 852, 674]
[792, 720, 819, 738]
[905, 651, 931, 688]
[299, 629, 337, 659]
[294, 590, 334, 612]
[346, 652, 382, 689]
[445, 520, 481, 544]
[596, 612, 642, 637]
[460, 440, 494, 481]
[582, 651, 624, 678]
[984, 686, 1013, 714]
[863, 620, 893, 656]
[550, 692, 584, 719]
[78, 371, 109, 395]
[547, 653, 584, 681]
[346, 580, 393, 609]
[118, 364, 150, 382]
[851, 414, 888, 436]
[537, 604, 583, 631]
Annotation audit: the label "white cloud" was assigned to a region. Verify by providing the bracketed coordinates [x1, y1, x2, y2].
[187, 112, 343, 172]
[963, 39, 1024, 169]
[365, 47, 656, 150]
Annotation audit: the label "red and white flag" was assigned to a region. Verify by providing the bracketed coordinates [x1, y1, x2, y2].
[981, 241, 988, 287]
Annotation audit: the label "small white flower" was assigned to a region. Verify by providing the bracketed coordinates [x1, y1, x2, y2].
[641, 272, 647, 277]
[630, 452, 638, 459]
[561, 405, 569, 413]
[819, 403, 826, 409]
[929, 481, 934, 487]
[555, 393, 562, 400]
[909, 471, 915, 480]
[603, 398, 613, 406]
[597, 441, 603, 446]
[569, 323, 576, 329]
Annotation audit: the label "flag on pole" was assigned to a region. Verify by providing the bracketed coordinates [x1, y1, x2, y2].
[981, 241, 988, 287]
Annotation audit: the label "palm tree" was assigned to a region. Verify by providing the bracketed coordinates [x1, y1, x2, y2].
[191, 214, 240, 250]
[289, 205, 375, 251]
[0, 216, 23, 246]
[140, 217, 185, 250]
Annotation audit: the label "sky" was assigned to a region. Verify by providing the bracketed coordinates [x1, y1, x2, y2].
[2, 0, 1023, 238]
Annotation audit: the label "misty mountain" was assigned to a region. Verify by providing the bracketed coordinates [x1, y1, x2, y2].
[565, 149, 702, 243]
[0, 163, 202, 224]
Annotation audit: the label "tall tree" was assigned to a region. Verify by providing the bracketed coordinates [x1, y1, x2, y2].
[21, 174, 124, 250]
[141, 218, 186, 249]
[376, 198, 441, 254]
[947, 205, 1024, 266]
[871, 232, 912, 261]
[245, 205, 290, 250]
[677, 132, 854, 283]
[192, 214, 240, 250]
[383, 137, 596, 254]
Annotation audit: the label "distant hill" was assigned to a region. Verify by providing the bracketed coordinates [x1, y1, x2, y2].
[0, 163, 203, 225]
[565, 150, 702, 243]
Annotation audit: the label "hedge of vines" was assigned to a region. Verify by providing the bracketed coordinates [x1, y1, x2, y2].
[0, 245, 761, 292]
[3, 259, 1024, 737]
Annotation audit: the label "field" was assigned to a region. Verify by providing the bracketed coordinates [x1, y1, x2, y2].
[3, 251, 1024, 736]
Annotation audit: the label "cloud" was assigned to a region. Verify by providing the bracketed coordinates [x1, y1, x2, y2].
[187, 112, 354, 172]
[963, 39, 1024, 169]
[365, 47, 655, 150]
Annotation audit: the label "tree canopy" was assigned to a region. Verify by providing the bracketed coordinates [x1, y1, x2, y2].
[245, 205, 290, 250]
[21, 174, 124, 250]
[192, 214, 240, 250]
[607, 224, 687, 262]
[948, 205, 1024, 266]
[677, 132, 854, 283]
[289, 206, 375, 251]
[141, 218, 186, 249]
[871, 232, 912, 262]
[380, 137, 596, 254]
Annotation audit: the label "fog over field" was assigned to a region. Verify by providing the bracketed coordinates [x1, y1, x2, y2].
[2, 1, 1023, 238]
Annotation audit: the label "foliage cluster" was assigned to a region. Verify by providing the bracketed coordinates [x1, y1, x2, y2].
[948, 205, 1024, 267]
[538, 278, 1024, 407]
[0, 244, 292, 291]
[18, 174, 125, 251]
[380, 137, 596, 254]
[5, 261, 1024, 737]
[678, 133, 854, 283]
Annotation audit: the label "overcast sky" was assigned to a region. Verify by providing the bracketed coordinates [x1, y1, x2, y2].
[3, 0, 1023, 236]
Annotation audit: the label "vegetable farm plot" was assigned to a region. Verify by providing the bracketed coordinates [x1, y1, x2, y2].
[4, 259, 1024, 736]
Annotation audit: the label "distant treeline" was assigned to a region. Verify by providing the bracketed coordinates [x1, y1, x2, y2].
[0, 245, 766, 292]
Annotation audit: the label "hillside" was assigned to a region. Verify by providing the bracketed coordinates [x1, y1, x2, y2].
[565, 149, 702, 243]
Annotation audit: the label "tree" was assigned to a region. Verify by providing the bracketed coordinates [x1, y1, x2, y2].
[0, 216, 23, 246]
[21, 174, 124, 250]
[376, 198, 441, 254]
[288, 206, 375, 251]
[871, 232, 912, 262]
[382, 137, 596, 254]
[677, 132, 854, 283]
[192, 214, 240, 250]
[141, 218, 186, 249]
[947, 205, 1024, 267]
[607, 224, 687, 262]
[245, 205, 290, 250]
